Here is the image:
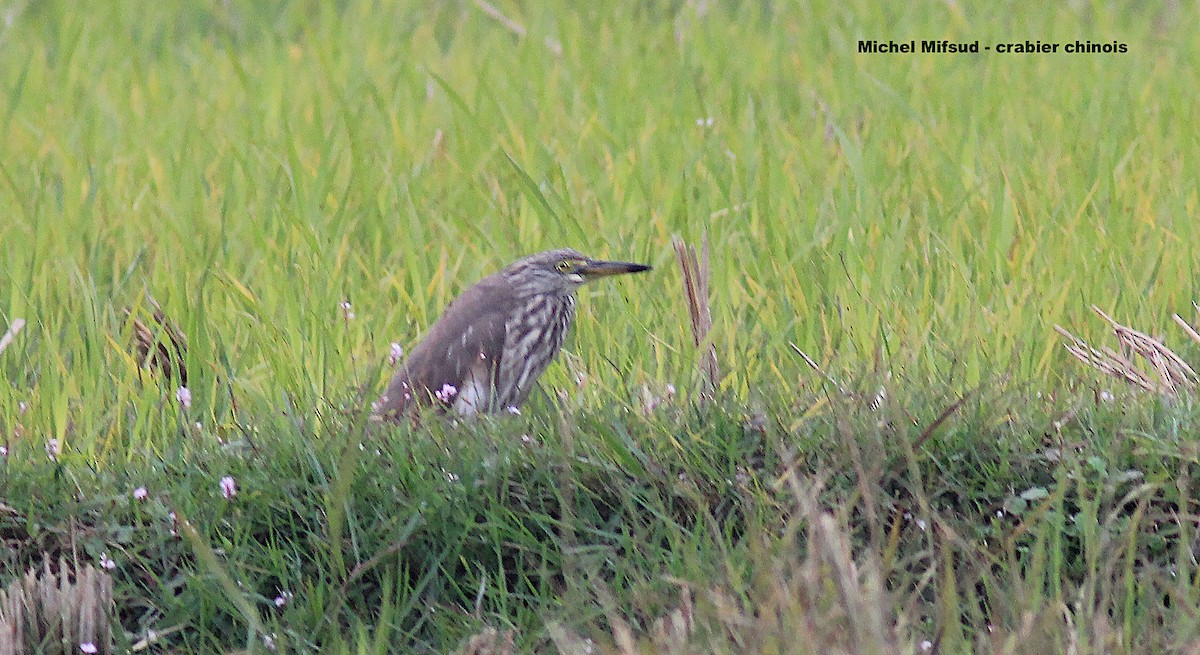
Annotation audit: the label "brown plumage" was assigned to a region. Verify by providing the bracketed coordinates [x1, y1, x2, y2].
[374, 248, 651, 418]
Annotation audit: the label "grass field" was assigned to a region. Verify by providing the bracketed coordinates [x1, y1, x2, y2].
[2, 1, 1200, 653]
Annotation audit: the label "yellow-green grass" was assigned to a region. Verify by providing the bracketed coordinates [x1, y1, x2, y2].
[2, 1, 1199, 653]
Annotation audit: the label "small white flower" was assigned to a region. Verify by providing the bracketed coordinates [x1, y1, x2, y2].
[339, 300, 355, 320]
[18, 401, 27, 414]
[80, 643, 98, 654]
[506, 406, 521, 415]
[696, 116, 714, 127]
[46, 438, 61, 461]
[434, 383, 457, 403]
[133, 486, 148, 500]
[915, 519, 927, 531]
[175, 386, 192, 409]
[920, 640, 933, 652]
[146, 628, 158, 643]
[263, 633, 277, 651]
[219, 476, 237, 499]
[274, 590, 293, 607]
[388, 342, 404, 365]
[0, 445, 7, 457]
[664, 383, 676, 397]
[98, 553, 115, 570]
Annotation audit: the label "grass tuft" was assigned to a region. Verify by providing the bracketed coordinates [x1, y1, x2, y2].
[0, 557, 114, 655]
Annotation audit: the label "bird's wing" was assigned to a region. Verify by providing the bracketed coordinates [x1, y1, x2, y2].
[374, 277, 513, 418]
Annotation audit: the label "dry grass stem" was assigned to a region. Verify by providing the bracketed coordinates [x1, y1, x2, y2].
[454, 627, 515, 655]
[546, 622, 598, 655]
[0, 318, 24, 357]
[1055, 305, 1199, 395]
[472, 0, 563, 56]
[650, 584, 695, 653]
[673, 235, 719, 400]
[1174, 313, 1200, 347]
[0, 557, 114, 655]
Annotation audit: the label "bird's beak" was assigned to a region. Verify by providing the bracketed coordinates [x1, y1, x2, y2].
[578, 259, 653, 279]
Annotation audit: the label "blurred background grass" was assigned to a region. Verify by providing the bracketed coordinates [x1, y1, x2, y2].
[2, 1, 1200, 653]
[3, 0, 1197, 433]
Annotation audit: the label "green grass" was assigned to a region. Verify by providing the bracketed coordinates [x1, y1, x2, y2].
[2, 1, 1200, 653]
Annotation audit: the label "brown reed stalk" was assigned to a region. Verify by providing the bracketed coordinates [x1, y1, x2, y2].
[673, 235, 719, 400]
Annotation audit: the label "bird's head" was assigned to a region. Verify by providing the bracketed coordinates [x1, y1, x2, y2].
[505, 248, 652, 297]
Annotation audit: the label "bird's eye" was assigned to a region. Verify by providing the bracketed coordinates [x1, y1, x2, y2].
[556, 260, 573, 273]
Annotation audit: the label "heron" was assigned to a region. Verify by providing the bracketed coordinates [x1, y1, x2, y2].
[374, 248, 651, 418]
